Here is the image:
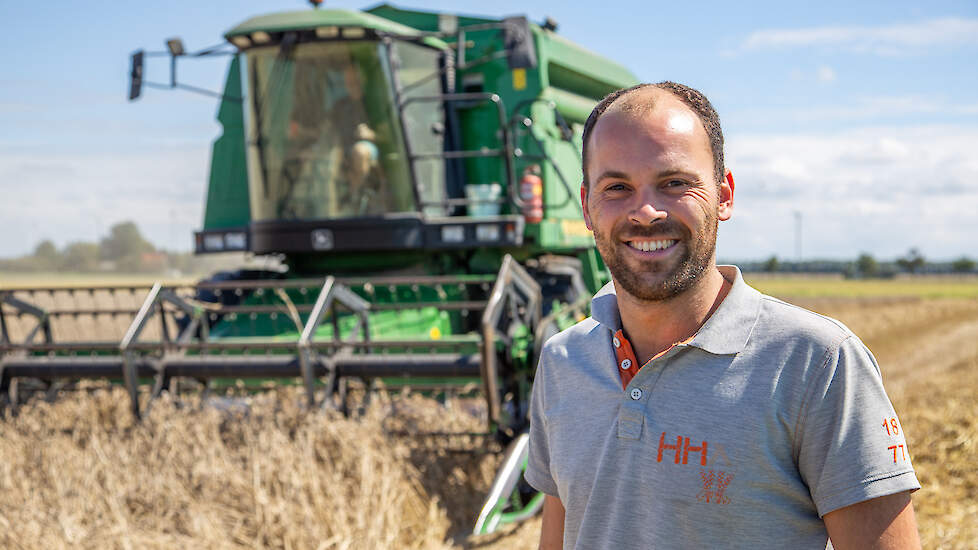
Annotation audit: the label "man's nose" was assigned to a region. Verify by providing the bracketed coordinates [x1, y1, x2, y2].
[628, 193, 667, 225]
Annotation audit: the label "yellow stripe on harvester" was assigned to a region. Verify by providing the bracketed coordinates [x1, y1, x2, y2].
[561, 219, 591, 239]
[512, 68, 527, 90]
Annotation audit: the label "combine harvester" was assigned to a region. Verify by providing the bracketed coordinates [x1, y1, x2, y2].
[0, 2, 637, 534]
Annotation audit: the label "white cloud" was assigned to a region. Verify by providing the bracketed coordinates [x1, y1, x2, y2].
[816, 65, 836, 83]
[742, 17, 978, 55]
[730, 95, 978, 127]
[720, 125, 978, 260]
[0, 101, 43, 115]
[789, 65, 837, 85]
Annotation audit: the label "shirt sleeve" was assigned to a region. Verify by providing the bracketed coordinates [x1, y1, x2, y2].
[525, 347, 559, 496]
[795, 334, 920, 516]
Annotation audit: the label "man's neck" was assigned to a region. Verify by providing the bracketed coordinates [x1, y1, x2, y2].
[616, 266, 731, 365]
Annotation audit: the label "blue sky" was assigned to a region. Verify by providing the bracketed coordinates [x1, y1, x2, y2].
[2, 0, 977, 261]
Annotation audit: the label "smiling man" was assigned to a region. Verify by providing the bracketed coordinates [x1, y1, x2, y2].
[526, 82, 921, 550]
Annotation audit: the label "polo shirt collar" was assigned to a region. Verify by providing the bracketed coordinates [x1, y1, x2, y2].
[590, 281, 623, 331]
[589, 265, 761, 355]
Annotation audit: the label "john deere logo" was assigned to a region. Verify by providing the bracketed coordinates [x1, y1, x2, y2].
[311, 229, 334, 250]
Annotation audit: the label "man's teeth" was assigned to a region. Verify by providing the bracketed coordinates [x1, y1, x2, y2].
[628, 240, 676, 252]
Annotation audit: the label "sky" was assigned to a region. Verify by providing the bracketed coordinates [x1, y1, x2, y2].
[1, 0, 977, 262]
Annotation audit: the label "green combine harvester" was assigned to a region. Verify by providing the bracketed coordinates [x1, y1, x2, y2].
[0, 3, 637, 534]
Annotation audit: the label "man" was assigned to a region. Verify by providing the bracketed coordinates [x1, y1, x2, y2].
[526, 82, 921, 549]
[283, 62, 383, 218]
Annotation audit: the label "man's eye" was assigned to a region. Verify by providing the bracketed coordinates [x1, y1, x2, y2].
[606, 183, 627, 191]
[664, 179, 687, 189]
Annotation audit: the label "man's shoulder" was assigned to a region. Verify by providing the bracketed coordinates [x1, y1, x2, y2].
[753, 292, 856, 347]
[540, 316, 604, 358]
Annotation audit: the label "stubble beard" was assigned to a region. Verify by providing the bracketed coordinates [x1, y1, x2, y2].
[593, 216, 718, 303]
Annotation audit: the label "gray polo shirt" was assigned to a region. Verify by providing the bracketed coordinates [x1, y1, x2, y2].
[526, 266, 919, 549]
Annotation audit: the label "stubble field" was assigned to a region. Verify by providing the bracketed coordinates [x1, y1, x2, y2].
[0, 275, 975, 549]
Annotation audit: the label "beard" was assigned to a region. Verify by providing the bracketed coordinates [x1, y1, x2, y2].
[593, 214, 718, 303]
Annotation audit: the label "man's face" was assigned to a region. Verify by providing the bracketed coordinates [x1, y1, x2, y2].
[582, 93, 733, 302]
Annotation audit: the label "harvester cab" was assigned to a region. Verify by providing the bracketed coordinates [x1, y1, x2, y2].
[2, 3, 638, 536]
[173, 6, 639, 277]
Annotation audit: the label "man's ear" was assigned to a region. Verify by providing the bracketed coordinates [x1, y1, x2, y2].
[718, 170, 734, 221]
[581, 184, 593, 230]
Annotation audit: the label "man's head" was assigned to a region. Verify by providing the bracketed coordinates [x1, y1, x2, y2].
[580, 83, 733, 302]
[582, 82, 725, 189]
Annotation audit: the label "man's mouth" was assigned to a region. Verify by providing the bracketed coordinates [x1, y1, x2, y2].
[625, 239, 678, 253]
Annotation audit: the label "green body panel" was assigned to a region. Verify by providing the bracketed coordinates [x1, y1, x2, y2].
[205, 280, 484, 342]
[346, 5, 637, 253]
[543, 87, 598, 123]
[366, 4, 495, 30]
[525, 23, 638, 248]
[202, 56, 250, 231]
[208, 305, 455, 343]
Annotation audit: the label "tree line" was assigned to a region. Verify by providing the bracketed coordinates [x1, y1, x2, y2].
[3, 224, 975, 278]
[0, 221, 204, 274]
[750, 248, 976, 277]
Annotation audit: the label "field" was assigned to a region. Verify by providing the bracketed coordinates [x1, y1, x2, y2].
[1, 275, 976, 549]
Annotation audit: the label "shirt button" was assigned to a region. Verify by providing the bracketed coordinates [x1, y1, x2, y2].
[613, 336, 621, 348]
[620, 358, 632, 370]
[630, 388, 643, 400]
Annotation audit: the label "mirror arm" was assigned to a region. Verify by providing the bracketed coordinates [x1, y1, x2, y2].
[129, 43, 240, 102]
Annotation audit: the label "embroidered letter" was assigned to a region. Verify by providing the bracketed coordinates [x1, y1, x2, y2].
[657, 432, 683, 464]
[888, 444, 907, 463]
[708, 443, 731, 467]
[698, 469, 733, 504]
[683, 437, 708, 466]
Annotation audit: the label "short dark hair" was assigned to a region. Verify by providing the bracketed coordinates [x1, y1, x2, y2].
[581, 81, 725, 188]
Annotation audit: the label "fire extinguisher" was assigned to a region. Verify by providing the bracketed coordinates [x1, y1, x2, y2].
[520, 164, 544, 223]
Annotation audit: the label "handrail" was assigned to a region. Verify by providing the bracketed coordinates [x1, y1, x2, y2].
[480, 255, 541, 431]
[513, 115, 578, 211]
[508, 98, 581, 212]
[397, 92, 518, 213]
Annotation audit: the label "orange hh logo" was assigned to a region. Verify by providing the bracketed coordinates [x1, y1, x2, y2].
[658, 431, 736, 504]
[697, 470, 733, 504]
[657, 431, 708, 465]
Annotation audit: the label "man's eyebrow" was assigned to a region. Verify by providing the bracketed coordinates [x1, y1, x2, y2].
[596, 169, 700, 182]
[595, 170, 630, 182]
[656, 169, 699, 180]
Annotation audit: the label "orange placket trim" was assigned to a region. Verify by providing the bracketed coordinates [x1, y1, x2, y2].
[613, 330, 694, 390]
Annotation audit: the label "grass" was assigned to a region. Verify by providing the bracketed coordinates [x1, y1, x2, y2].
[745, 274, 978, 299]
[898, 358, 978, 547]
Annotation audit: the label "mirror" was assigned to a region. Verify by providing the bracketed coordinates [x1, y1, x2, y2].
[128, 50, 144, 101]
[501, 17, 537, 69]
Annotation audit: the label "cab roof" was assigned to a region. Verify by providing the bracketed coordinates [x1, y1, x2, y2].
[225, 8, 447, 49]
